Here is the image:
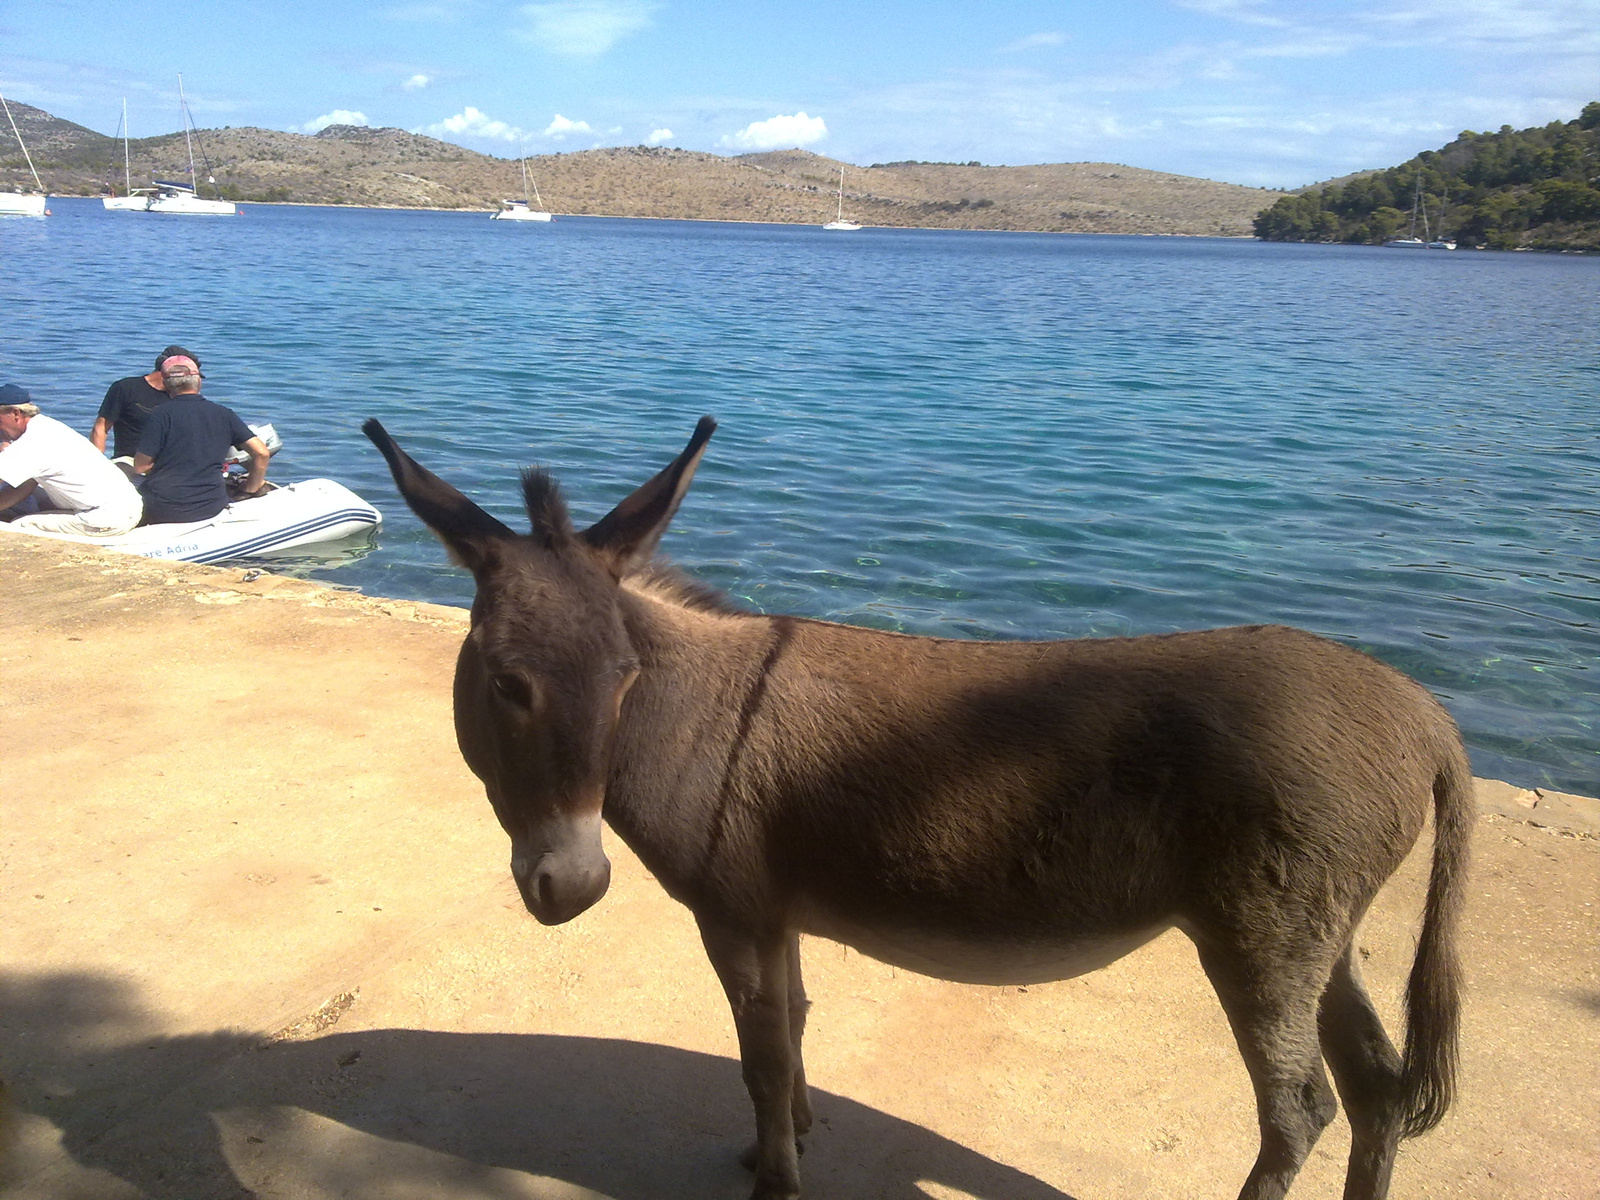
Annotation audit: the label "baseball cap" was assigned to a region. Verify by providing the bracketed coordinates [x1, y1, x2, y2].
[155, 345, 203, 375]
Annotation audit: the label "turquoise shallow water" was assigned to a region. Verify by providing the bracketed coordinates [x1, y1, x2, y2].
[3, 198, 1597, 794]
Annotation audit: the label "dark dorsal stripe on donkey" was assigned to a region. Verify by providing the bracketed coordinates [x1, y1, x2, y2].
[362, 416, 1471, 1200]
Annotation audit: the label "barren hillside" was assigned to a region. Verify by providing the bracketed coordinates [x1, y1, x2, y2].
[2, 101, 1279, 236]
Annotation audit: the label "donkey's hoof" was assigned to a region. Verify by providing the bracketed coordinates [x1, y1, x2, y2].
[739, 1140, 805, 1171]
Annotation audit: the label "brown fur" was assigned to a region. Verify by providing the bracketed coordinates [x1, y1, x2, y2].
[364, 417, 1472, 1200]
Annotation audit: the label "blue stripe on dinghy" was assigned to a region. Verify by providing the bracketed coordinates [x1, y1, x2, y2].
[186, 508, 380, 563]
[183, 508, 380, 563]
[184, 512, 377, 563]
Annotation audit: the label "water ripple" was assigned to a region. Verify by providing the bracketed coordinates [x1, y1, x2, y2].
[3, 202, 1597, 794]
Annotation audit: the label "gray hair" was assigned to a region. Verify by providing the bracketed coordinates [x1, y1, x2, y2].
[0, 402, 40, 417]
[161, 367, 202, 394]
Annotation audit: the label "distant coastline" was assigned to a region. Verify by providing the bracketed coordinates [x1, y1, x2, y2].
[3, 101, 1278, 238]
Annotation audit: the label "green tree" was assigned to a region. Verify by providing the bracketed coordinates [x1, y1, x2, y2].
[1254, 99, 1600, 249]
[1368, 207, 1406, 241]
[1537, 180, 1600, 222]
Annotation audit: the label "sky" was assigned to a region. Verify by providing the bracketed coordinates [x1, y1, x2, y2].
[2, 0, 1596, 188]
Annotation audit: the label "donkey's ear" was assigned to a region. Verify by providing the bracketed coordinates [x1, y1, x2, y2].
[579, 417, 716, 576]
[363, 419, 516, 573]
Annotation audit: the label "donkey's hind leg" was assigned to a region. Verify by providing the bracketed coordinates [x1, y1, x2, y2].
[1195, 940, 1339, 1200]
[786, 933, 814, 1138]
[1318, 943, 1404, 1200]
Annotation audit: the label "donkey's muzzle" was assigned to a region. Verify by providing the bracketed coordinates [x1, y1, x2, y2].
[512, 840, 612, 925]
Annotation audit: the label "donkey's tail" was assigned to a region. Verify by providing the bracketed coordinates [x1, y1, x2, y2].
[1398, 735, 1473, 1138]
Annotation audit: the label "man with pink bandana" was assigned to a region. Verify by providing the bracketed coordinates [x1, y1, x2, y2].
[134, 357, 270, 524]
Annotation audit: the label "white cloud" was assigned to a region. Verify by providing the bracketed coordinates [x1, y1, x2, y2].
[720, 111, 828, 150]
[422, 106, 524, 141]
[402, 73, 432, 91]
[543, 113, 593, 137]
[646, 127, 674, 145]
[304, 109, 368, 133]
[998, 31, 1067, 53]
[517, 1, 658, 56]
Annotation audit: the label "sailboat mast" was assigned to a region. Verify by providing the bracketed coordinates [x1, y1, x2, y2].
[178, 74, 197, 190]
[0, 91, 46, 192]
[837, 166, 845, 221]
[122, 98, 131, 194]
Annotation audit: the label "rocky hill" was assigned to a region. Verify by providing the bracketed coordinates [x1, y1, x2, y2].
[1, 100, 1278, 236]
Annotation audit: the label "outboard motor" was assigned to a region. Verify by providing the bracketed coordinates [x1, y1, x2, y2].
[225, 422, 284, 499]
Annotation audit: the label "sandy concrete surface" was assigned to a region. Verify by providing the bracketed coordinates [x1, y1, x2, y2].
[1, 536, 1595, 1200]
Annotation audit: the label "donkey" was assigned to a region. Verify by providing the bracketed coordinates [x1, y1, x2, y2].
[363, 416, 1471, 1200]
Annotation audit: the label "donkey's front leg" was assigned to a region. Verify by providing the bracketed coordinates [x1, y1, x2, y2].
[785, 933, 813, 1138]
[698, 916, 802, 1200]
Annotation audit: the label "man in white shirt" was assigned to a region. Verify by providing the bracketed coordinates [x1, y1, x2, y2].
[0, 385, 144, 537]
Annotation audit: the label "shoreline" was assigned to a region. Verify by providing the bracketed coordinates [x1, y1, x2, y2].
[5, 532, 1595, 829]
[47, 196, 1596, 248]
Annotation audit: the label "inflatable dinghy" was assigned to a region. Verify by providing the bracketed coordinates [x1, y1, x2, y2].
[6, 477, 381, 564]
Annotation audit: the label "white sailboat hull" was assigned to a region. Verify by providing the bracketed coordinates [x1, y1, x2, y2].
[4, 479, 381, 564]
[492, 204, 553, 222]
[147, 192, 238, 215]
[0, 192, 48, 217]
[103, 194, 149, 211]
[822, 220, 861, 231]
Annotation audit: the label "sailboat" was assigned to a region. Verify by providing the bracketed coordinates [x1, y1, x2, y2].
[492, 147, 553, 222]
[146, 75, 238, 215]
[822, 165, 861, 231]
[0, 91, 50, 217]
[1425, 187, 1455, 249]
[1384, 178, 1426, 248]
[1384, 176, 1453, 249]
[103, 99, 153, 210]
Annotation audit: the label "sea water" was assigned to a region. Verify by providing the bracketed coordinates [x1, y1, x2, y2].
[2, 198, 1596, 794]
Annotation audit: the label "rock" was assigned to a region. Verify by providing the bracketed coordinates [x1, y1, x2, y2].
[1475, 777, 1538, 819]
[1531, 789, 1600, 835]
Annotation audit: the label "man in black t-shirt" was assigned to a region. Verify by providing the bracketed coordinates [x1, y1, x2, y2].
[134, 356, 270, 525]
[91, 345, 201, 458]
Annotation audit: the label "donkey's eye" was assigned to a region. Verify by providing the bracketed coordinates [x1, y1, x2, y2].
[491, 672, 534, 708]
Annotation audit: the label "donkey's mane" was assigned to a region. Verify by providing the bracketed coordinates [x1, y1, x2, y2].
[625, 559, 749, 616]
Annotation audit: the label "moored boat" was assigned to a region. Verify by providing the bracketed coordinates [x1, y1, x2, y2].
[103, 99, 154, 210]
[0, 91, 49, 217]
[822, 165, 861, 231]
[144, 75, 239, 216]
[491, 149, 553, 221]
[1385, 177, 1454, 249]
[146, 180, 238, 216]
[4, 477, 382, 564]
[492, 199, 552, 222]
[0, 191, 47, 217]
